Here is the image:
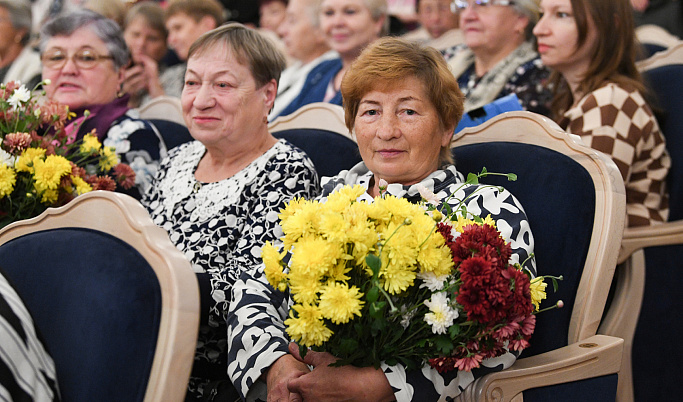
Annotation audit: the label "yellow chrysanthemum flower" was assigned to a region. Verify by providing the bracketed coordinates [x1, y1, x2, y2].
[318, 282, 364, 324]
[380, 259, 417, 294]
[262, 241, 287, 289]
[418, 242, 454, 276]
[80, 133, 102, 154]
[40, 188, 58, 204]
[324, 184, 365, 213]
[33, 155, 72, 192]
[318, 210, 349, 244]
[71, 175, 92, 195]
[289, 236, 341, 276]
[15, 148, 46, 172]
[281, 199, 322, 248]
[285, 303, 333, 347]
[0, 164, 17, 198]
[288, 268, 322, 304]
[529, 277, 548, 311]
[99, 146, 119, 171]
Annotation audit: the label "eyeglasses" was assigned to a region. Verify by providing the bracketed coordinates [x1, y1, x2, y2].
[41, 48, 114, 70]
[451, 0, 516, 12]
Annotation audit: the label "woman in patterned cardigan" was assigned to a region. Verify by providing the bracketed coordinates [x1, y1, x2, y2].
[534, 0, 670, 227]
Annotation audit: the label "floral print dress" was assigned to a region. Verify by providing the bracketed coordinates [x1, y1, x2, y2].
[141, 139, 319, 400]
[227, 163, 535, 402]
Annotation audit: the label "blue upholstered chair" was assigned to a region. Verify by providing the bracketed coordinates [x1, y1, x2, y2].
[600, 43, 683, 402]
[450, 111, 626, 402]
[269, 102, 361, 178]
[0, 191, 200, 402]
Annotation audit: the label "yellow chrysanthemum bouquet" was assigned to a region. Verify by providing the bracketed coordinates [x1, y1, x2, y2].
[0, 81, 135, 227]
[264, 171, 562, 372]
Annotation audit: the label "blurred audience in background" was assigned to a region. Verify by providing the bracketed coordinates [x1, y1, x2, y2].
[443, 0, 552, 116]
[402, 0, 464, 51]
[275, 0, 388, 118]
[259, 0, 288, 32]
[269, 0, 336, 119]
[0, 0, 41, 88]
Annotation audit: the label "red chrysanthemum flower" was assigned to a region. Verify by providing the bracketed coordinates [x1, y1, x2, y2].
[87, 175, 116, 191]
[3, 132, 32, 153]
[113, 163, 136, 189]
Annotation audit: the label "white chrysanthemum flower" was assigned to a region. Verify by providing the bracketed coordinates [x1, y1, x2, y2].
[8, 85, 30, 109]
[0, 149, 16, 167]
[424, 292, 458, 334]
[418, 271, 448, 291]
[399, 305, 417, 329]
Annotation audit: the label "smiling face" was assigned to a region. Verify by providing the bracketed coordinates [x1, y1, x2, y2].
[320, 0, 384, 60]
[278, 0, 328, 63]
[181, 44, 276, 148]
[354, 76, 452, 186]
[42, 27, 122, 110]
[533, 0, 597, 78]
[459, 1, 528, 57]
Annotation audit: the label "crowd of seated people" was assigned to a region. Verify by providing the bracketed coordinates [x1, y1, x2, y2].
[3, 0, 680, 400]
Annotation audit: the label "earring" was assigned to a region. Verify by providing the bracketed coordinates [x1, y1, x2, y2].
[263, 116, 268, 124]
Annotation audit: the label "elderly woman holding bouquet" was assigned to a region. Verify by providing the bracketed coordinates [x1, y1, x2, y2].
[39, 9, 166, 199]
[228, 37, 536, 401]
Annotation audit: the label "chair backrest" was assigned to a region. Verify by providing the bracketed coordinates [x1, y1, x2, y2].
[635, 24, 681, 52]
[269, 102, 362, 178]
[451, 111, 626, 357]
[138, 96, 185, 126]
[0, 191, 199, 402]
[638, 45, 683, 219]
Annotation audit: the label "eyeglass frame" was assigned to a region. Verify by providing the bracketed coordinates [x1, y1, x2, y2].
[41, 48, 114, 70]
[451, 0, 516, 13]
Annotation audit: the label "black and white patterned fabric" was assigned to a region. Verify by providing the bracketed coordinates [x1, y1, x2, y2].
[227, 162, 535, 402]
[0, 268, 60, 401]
[141, 139, 319, 401]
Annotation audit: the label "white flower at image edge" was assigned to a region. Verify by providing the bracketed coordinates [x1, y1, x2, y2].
[418, 271, 448, 291]
[8, 85, 30, 110]
[423, 292, 458, 334]
[0, 149, 16, 167]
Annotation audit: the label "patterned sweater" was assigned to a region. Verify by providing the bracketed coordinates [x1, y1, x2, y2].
[560, 83, 670, 227]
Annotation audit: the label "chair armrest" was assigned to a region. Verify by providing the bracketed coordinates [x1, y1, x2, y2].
[619, 220, 683, 263]
[454, 335, 624, 402]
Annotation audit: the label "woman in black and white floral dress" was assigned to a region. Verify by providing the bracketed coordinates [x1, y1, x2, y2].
[141, 24, 319, 401]
[228, 37, 535, 402]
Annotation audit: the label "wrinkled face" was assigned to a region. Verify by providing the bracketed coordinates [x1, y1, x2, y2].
[320, 0, 384, 59]
[354, 76, 452, 186]
[459, 1, 528, 55]
[534, 0, 597, 77]
[42, 27, 122, 110]
[278, 0, 328, 62]
[124, 16, 167, 63]
[181, 44, 275, 147]
[166, 13, 211, 61]
[418, 0, 459, 39]
[259, 0, 288, 32]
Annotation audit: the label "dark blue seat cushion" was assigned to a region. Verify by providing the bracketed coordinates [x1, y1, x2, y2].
[453, 143, 595, 357]
[0, 228, 162, 402]
[273, 128, 362, 178]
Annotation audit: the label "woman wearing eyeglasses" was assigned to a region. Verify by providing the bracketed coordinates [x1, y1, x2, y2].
[443, 0, 552, 116]
[39, 9, 167, 199]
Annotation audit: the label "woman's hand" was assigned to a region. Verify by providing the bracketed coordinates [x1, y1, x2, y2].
[266, 353, 309, 402]
[287, 343, 395, 402]
[122, 54, 164, 99]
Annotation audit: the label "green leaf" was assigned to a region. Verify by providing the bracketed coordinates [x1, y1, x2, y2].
[448, 324, 461, 338]
[366, 254, 381, 278]
[366, 286, 379, 303]
[370, 301, 387, 319]
[507, 173, 518, 181]
[466, 173, 479, 184]
[434, 335, 455, 354]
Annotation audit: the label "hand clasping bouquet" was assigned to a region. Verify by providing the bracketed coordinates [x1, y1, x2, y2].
[0, 81, 135, 228]
[263, 170, 561, 372]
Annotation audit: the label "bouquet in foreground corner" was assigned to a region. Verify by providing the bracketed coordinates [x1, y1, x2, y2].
[0, 81, 135, 228]
[263, 170, 561, 373]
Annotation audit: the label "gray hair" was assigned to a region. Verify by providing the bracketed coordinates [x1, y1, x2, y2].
[0, 0, 32, 45]
[511, 0, 541, 40]
[188, 23, 287, 88]
[39, 9, 130, 70]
